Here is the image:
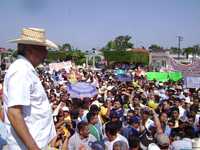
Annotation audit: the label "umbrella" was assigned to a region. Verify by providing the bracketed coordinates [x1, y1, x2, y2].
[67, 82, 97, 98]
[115, 69, 125, 75]
[116, 74, 132, 82]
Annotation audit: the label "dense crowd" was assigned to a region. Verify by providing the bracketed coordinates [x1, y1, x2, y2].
[1, 64, 200, 150]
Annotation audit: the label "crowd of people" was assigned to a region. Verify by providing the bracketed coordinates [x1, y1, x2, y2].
[0, 27, 199, 150]
[3, 64, 196, 150]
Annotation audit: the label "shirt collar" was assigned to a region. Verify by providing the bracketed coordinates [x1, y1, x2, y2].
[17, 55, 37, 74]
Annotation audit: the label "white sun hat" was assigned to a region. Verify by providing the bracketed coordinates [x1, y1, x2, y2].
[10, 27, 58, 49]
[62, 106, 69, 112]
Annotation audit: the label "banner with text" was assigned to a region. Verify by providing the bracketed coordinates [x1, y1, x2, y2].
[185, 76, 200, 89]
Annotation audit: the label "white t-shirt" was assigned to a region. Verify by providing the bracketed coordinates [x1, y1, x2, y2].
[104, 133, 129, 150]
[179, 106, 186, 118]
[170, 138, 192, 150]
[3, 56, 56, 149]
[68, 132, 97, 150]
[145, 118, 154, 129]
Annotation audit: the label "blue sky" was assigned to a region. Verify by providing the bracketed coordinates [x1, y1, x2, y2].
[0, 0, 200, 50]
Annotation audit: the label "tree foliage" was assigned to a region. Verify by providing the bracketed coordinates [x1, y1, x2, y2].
[103, 50, 149, 65]
[47, 50, 85, 65]
[102, 35, 134, 51]
[149, 44, 163, 51]
[183, 45, 200, 59]
[170, 47, 179, 54]
[58, 43, 72, 51]
[183, 47, 193, 59]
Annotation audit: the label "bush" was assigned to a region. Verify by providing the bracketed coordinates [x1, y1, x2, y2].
[47, 51, 86, 65]
[103, 50, 149, 65]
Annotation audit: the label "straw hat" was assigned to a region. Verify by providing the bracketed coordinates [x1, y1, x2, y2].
[10, 27, 58, 49]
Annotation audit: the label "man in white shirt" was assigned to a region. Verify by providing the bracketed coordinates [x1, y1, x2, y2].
[68, 121, 97, 150]
[3, 27, 58, 150]
[104, 121, 129, 150]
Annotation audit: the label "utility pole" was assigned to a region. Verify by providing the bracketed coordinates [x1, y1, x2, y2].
[92, 48, 96, 69]
[177, 36, 183, 59]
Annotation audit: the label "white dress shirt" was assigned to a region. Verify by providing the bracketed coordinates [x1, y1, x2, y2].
[3, 56, 56, 149]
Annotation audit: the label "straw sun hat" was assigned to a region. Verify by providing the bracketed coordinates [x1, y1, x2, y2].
[10, 27, 58, 49]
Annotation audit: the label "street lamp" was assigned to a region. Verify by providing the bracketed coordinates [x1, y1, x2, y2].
[92, 48, 96, 69]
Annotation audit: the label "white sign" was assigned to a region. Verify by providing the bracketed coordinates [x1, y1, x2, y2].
[185, 76, 200, 89]
[49, 61, 72, 73]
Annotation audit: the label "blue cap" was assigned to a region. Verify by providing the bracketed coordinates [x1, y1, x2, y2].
[131, 116, 140, 123]
[109, 110, 119, 118]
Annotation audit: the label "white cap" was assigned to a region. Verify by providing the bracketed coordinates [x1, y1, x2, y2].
[62, 106, 69, 112]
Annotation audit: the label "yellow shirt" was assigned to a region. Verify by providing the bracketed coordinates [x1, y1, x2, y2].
[100, 106, 108, 123]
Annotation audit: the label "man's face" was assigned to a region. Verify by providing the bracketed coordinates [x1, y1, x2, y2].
[114, 101, 121, 109]
[127, 112, 133, 122]
[142, 113, 149, 120]
[175, 100, 180, 107]
[91, 114, 98, 124]
[160, 113, 168, 122]
[163, 101, 170, 110]
[188, 117, 194, 126]
[172, 111, 179, 119]
[133, 122, 140, 129]
[80, 125, 90, 138]
[79, 108, 84, 117]
[30, 45, 47, 66]
[193, 99, 199, 106]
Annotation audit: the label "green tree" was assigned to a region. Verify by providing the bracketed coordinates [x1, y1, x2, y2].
[183, 47, 193, 59]
[115, 35, 133, 51]
[170, 47, 179, 54]
[102, 35, 134, 51]
[58, 43, 72, 51]
[149, 44, 162, 51]
[193, 45, 200, 56]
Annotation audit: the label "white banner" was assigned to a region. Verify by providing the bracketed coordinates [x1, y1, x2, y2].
[169, 57, 200, 76]
[49, 61, 72, 72]
[185, 76, 200, 89]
